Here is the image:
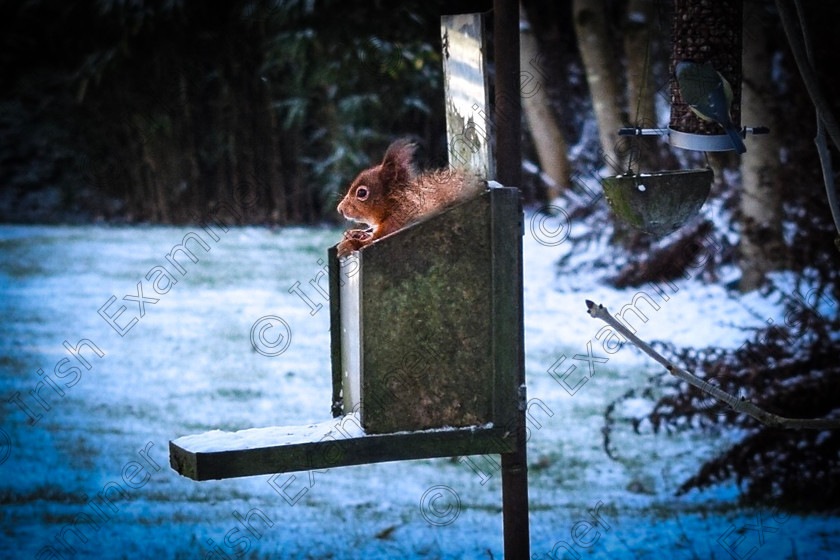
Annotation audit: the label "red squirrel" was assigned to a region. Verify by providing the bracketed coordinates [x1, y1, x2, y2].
[336, 139, 484, 257]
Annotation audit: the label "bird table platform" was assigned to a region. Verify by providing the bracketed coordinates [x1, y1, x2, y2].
[169, 187, 523, 481]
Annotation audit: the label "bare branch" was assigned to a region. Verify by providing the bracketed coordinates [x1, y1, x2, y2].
[790, 0, 840, 244]
[585, 300, 840, 430]
[776, 0, 840, 153]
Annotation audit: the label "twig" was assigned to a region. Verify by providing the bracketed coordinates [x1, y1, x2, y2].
[585, 300, 840, 430]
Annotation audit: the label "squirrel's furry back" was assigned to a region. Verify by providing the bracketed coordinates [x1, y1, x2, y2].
[335, 139, 485, 255]
[390, 168, 484, 227]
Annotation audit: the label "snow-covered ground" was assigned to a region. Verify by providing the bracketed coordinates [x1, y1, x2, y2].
[0, 221, 837, 559]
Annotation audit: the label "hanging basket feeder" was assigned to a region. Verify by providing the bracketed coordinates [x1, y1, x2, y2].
[601, 168, 713, 237]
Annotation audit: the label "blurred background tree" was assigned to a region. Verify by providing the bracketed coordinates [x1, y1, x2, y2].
[1, 0, 448, 223]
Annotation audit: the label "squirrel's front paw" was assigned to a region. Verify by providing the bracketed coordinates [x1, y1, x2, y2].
[343, 229, 372, 242]
[337, 229, 372, 257]
[336, 238, 365, 257]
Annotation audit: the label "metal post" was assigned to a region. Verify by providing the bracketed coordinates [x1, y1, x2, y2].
[494, 0, 522, 188]
[494, 0, 529, 557]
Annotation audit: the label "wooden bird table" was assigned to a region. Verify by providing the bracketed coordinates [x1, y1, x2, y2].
[170, 5, 529, 556]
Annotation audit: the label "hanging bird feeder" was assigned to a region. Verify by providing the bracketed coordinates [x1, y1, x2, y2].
[601, 0, 765, 236]
[668, 0, 748, 153]
[602, 168, 712, 237]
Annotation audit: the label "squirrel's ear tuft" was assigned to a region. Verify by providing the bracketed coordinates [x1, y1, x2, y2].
[380, 139, 416, 187]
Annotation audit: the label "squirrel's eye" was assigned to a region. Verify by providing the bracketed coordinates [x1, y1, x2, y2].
[356, 186, 369, 200]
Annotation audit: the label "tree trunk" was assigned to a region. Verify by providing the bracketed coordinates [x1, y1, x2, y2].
[181, 70, 203, 220]
[573, 0, 626, 173]
[739, 0, 784, 292]
[520, 3, 570, 200]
